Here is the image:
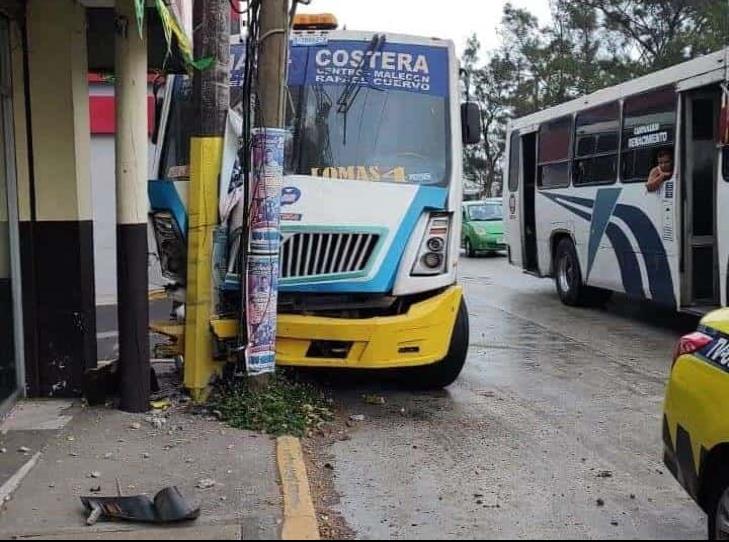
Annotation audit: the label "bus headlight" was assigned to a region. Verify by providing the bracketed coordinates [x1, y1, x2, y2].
[412, 213, 450, 276]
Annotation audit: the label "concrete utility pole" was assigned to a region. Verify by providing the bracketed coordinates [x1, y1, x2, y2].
[257, 0, 289, 129]
[243, 0, 289, 380]
[184, 0, 230, 402]
[115, 0, 150, 412]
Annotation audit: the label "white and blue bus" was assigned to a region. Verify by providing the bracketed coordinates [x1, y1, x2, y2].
[148, 16, 481, 387]
[505, 48, 729, 314]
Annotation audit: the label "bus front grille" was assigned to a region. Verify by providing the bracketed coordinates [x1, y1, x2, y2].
[281, 232, 380, 279]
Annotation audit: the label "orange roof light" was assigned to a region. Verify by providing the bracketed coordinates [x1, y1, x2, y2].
[293, 13, 338, 30]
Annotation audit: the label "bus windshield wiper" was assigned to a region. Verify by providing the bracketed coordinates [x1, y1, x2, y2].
[336, 33, 386, 145]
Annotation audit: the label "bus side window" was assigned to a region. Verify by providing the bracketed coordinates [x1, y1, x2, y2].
[573, 102, 619, 186]
[621, 86, 677, 183]
[537, 115, 572, 189]
[508, 131, 520, 192]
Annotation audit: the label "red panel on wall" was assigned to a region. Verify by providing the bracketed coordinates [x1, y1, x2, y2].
[89, 95, 156, 136]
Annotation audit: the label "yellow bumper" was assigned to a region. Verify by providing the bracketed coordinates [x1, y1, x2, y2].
[276, 285, 463, 369]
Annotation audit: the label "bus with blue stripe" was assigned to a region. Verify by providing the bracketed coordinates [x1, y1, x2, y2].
[504, 47, 729, 315]
[148, 24, 481, 387]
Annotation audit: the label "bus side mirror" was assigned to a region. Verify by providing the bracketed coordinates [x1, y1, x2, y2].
[461, 102, 482, 146]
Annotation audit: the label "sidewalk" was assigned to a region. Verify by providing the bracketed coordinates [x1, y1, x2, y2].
[0, 396, 282, 539]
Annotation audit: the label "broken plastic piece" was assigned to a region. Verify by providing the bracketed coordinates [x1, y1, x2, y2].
[80, 486, 200, 524]
[150, 398, 172, 411]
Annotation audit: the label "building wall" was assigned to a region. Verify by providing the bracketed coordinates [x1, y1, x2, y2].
[18, 0, 97, 397]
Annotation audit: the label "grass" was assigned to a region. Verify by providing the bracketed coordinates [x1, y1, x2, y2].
[211, 372, 333, 437]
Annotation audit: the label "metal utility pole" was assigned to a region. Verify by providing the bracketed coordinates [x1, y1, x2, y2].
[184, 0, 230, 402]
[115, 0, 150, 412]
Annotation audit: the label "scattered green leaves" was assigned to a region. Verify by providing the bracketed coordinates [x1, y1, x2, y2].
[211, 372, 333, 437]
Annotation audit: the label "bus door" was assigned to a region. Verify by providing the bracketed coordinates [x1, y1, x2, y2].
[682, 87, 721, 308]
[719, 145, 729, 306]
[505, 131, 523, 267]
[521, 131, 538, 273]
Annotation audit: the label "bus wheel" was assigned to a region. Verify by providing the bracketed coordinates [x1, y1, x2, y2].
[555, 238, 589, 306]
[405, 298, 469, 389]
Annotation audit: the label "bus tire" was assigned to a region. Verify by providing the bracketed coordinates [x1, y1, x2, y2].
[406, 298, 469, 389]
[555, 238, 589, 306]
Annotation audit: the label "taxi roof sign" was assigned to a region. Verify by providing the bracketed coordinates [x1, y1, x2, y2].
[293, 13, 338, 30]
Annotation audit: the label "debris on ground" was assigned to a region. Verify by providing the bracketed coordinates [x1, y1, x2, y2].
[89, 472, 102, 479]
[211, 372, 333, 437]
[349, 415, 366, 423]
[150, 399, 172, 411]
[81, 486, 199, 525]
[596, 498, 605, 507]
[596, 471, 613, 478]
[145, 415, 167, 430]
[129, 422, 142, 430]
[18, 446, 31, 454]
[196, 478, 216, 490]
[363, 395, 386, 405]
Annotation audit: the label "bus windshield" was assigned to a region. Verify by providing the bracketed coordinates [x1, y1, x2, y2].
[468, 203, 502, 221]
[284, 40, 451, 186]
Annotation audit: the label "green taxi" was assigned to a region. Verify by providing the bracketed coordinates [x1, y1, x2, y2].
[461, 199, 505, 257]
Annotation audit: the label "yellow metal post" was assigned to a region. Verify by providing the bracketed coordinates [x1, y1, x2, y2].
[184, 137, 223, 402]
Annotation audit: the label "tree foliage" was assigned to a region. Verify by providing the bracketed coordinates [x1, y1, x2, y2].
[461, 0, 729, 197]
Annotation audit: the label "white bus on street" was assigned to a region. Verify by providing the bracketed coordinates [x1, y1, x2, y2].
[504, 48, 729, 314]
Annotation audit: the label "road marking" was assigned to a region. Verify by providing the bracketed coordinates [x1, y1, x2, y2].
[277, 436, 320, 540]
[0, 453, 41, 504]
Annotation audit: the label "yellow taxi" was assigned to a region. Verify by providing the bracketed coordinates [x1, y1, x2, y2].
[664, 308, 729, 540]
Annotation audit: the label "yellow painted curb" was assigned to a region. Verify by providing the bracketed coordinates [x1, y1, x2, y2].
[277, 436, 320, 540]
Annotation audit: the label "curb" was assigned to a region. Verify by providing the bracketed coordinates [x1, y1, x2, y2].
[276, 436, 320, 540]
[0, 452, 41, 504]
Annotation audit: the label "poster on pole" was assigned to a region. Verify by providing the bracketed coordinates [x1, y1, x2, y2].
[244, 128, 285, 376]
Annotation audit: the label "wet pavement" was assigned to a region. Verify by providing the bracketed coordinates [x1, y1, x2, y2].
[313, 255, 706, 539]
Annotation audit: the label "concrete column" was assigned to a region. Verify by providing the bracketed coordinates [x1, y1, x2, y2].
[22, 0, 97, 396]
[115, 0, 149, 412]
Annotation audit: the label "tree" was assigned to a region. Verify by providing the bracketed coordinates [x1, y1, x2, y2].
[460, 0, 729, 192]
[461, 35, 512, 197]
[583, 0, 729, 72]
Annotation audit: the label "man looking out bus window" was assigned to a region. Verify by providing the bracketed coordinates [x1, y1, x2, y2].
[647, 148, 673, 192]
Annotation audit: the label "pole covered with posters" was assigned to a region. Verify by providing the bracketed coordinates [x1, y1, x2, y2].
[244, 0, 289, 376]
[184, 0, 230, 401]
[115, 0, 150, 412]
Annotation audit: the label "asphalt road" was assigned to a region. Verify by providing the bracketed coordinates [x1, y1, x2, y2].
[315, 254, 707, 540]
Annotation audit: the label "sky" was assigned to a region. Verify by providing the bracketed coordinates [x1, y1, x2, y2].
[297, 0, 552, 58]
